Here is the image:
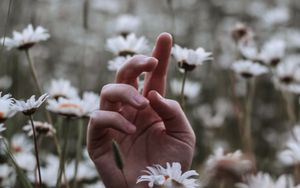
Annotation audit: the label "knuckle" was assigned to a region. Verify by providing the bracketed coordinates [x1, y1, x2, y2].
[100, 84, 114, 96]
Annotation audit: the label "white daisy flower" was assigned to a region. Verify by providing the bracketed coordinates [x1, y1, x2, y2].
[0, 93, 16, 122]
[231, 23, 254, 43]
[275, 57, 300, 85]
[46, 79, 79, 99]
[13, 93, 49, 115]
[0, 164, 16, 187]
[0, 24, 50, 51]
[232, 60, 268, 78]
[10, 134, 35, 171]
[278, 126, 300, 166]
[0, 124, 6, 139]
[259, 39, 286, 67]
[262, 6, 290, 27]
[106, 33, 149, 56]
[47, 97, 83, 118]
[114, 14, 140, 36]
[172, 44, 212, 72]
[170, 79, 201, 99]
[137, 162, 200, 188]
[23, 121, 56, 137]
[205, 147, 253, 182]
[27, 154, 60, 187]
[0, 75, 12, 90]
[236, 173, 298, 188]
[81, 91, 100, 118]
[107, 56, 132, 71]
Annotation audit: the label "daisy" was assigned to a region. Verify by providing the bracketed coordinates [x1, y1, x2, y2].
[259, 39, 286, 67]
[10, 134, 36, 171]
[236, 173, 298, 188]
[0, 164, 16, 187]
[0, 24, 50, 51]
[0, 93, 16, 122]
[274, 57, 300, 85]
[172, 44, 212, 72]
[278, 126, 300, 166]
[46, 79, 79, 99]
[47, 97, 83, 118]
[23, 121, 56, 137]
[231, 23, 254, 43]
[81, 91, 100, 118]
[232, 60, 268, 78]
[137, 162, 200, 188]
[205, 147, 253, 183]
[170, 79, 201, 99]
[106, 33, 149, 56]
[13, 93, 49, 115]
[107, 56, 132, 71]
[114, 14, 140, 36]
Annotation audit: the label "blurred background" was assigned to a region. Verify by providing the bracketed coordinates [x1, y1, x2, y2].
[1, 0, 300, 187]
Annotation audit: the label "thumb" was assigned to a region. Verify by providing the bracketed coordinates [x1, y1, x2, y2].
[147, 90, 193, 134]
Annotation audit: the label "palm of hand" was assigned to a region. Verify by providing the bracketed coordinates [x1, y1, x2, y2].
[90, 103, 195, 188]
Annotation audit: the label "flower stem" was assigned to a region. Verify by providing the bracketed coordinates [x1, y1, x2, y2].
[73, 119, 84, 188]
[25, 50, 43, 95]
[29, 115, 42, 188]
[243, 78, 256, 156]
[56, 118, 70, 188]
[180, 70, 188, 108]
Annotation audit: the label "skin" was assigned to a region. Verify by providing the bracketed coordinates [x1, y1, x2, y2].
[87, 33, 196, 188]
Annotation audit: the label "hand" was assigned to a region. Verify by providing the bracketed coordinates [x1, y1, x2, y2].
[87, 33, 196, 188]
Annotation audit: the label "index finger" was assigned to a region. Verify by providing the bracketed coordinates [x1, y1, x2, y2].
[143, 33, 173, 96]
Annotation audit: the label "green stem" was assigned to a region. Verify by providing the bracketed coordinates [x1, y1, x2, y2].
[56, 118, 70, 187]
[25, 50, 43, 95]
[29, 115, 42, 188]
[83, 0, 89, 30]
[180, 70, 187, 108]
[243, 78, 256, 155]
[73, 119, 84, 188]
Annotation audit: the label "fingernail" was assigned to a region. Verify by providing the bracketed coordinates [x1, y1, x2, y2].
[133, 95, 148, 105]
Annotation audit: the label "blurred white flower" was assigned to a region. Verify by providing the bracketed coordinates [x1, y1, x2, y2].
[0, 24, 50, 50]
[107, 56, 131, 71]
[236, 172, 298, 188]
[195, 98, 233, 128]
[27, 154, 60, 187]
[231, 23, 254, 43]
[0, 93, 16, 122]
[66, 160, 98, 182]
[47, 97, 83, 117]
[285, 29, 300, 49]
[81, 91, 100, 118]
[172, 44, 212, 72]
[205, 147, 253, 182]
[137, 162, 200, 188]
[259, 39, 286, 66]
[47, 91, 99, 118]
[10, 134, 35, 171]
[106, 33, 149, 56]
[13, 93, 49, 115]
[275, 57, 300, 85]
[46, 79, 79, 99]
[278, 126, 300, 166]
[0, 76, 12, 90]
[0, 124, 6, 139]
[23, 121, 56, 137]
[114, 14, 140, 36]
[232, 60, 268, 78]
[170, 79, 201, 99]
[238, 42, 258, 60]
[262, 6, 290, 27]
[0, 164, 16, 187]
